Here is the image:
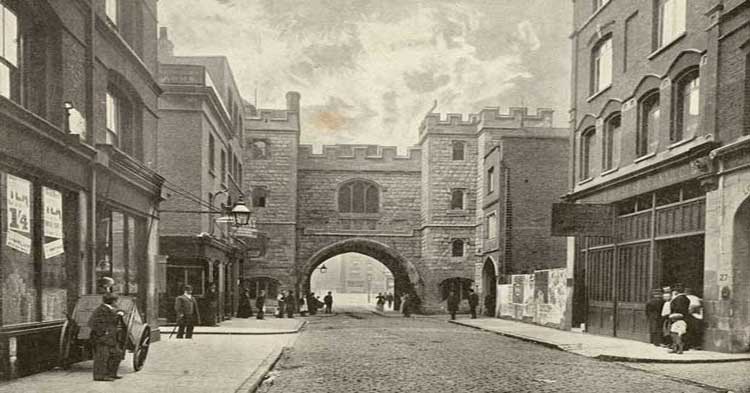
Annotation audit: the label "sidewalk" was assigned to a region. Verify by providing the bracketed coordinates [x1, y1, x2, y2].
[0, 332, 296, 393]
[450, 317, 750, 364]
[159, 317, 305, 335]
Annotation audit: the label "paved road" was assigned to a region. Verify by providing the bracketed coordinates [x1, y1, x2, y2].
[258, 308, 721, 393]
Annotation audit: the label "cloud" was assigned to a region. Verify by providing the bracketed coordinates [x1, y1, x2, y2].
[159, 0, 572, 148]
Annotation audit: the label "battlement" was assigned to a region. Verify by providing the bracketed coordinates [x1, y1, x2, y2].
[420, 107, 555, 136]
[298, 144, 421, 172]
[244, 108, 300, 132]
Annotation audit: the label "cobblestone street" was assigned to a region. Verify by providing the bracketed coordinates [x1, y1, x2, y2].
[258, 311, 724, 393]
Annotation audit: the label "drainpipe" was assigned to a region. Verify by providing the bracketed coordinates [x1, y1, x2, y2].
[86, 0, 97, 294]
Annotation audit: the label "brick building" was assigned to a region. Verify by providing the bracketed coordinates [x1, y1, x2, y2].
[0, 0, 163, 379]
[156, 28, 250, 324]
[243, 102, 568, 312]
[564, 0, 750, 352]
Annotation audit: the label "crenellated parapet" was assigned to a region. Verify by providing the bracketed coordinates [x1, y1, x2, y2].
[419, 107, 556, 139]
[244, 108, 300, 132]
[298, 144, 421, 172]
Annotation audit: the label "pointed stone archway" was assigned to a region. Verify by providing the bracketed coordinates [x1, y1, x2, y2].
[481, 257, 497, 317]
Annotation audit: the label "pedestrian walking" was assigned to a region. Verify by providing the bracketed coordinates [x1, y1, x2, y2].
[646, 288, 665, 346]
[255, 290, 266, 320]
[276, 291, 286, 318]
[299, 296, 308, 316]
[307, 292, 317, 315]
[670, 284, 693, 349]
[376, 292, 385, 312]
[386, 292, 394, 309]
[237, 288, 253, 318]
[175, 285, 200, 339]
[660, 287, 673, 347]
[401, 293, 412, 317]
[324, 291, 334, 314]
[88, 292, 124, 381]
[685, 288, 703, 349]
[468, 289, 479, 319]
[669, 313, 687, 354]
[286, 290, 296, 318]
[446, 291, 459, 320]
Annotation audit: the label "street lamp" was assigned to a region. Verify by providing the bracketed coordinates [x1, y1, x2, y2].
[319, 264, 328, 274]
[229, 196, 251, 226]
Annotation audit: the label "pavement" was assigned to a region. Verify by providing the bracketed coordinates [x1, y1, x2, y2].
[0, 318, 300, 393]
[158, 316, 306, 335]
[449, 317, 750, 364]
[256, 308, 736, 393]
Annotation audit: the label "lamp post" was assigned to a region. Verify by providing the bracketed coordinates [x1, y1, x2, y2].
[319, 264, 328, 274]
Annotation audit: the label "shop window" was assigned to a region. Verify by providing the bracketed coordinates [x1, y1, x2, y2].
[250, 139, 269, 159]
[252, 186, 267, 208]
[580, 127, 596, 179]
[672, 68, 700, 142]
[450, 189, 464, 210]
[245, 277, 279, 299]
[0, 4, 18, 101]
[452, 141, 465, 161]
[1, 173, 75, 325]
[637, 91, 660, 157]
[591, 36, 612, 95]
[96, 207, 142, 295]
[655, 0, 686, 49]
[167, 266, 205, 298]
[451, 239, 464, 257]
[655, 184, 681, 206]
[338, 180, 379, 213]
[603, 113, 621, 171]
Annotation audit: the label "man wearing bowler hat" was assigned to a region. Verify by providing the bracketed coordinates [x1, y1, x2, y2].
[88, 292, 125, 381]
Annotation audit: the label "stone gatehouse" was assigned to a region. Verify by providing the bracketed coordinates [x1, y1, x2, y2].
[240, 92, 568, 312]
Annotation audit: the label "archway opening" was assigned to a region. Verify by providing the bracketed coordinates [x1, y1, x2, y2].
[482, 258, 497, 317]
[310, 253, 395, 311]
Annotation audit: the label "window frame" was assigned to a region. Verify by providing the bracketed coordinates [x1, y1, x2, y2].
[252, 186, 267, 208]
[485, 212, 497, 240]
[637, 90, 661, 158]
[487, 167, 495, 194]
[105, 0, 118, 26]
[603, 113, 621, 171]
[450, 189, 465, 210]
[591, 36, 613, 95]
[451, 239, 465, 257]
[671, 68, 700, 143]
[220, 149, 227, 186]
[208, 134, 215, 174]
[451, 140, 465, 161]
[656, 0, 686, 49]
[337, 180, 380, 214]
[0, 4, 19, 101]
[580, 127, 596, 179]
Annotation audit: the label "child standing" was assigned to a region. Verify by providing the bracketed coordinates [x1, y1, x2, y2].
[669, 313, 687, 354]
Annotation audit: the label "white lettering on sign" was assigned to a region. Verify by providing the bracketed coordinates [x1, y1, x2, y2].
[6, 230, 31, 254]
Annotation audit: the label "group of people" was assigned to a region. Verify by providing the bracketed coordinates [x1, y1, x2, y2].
[446, 288, 480, 320]
[236, 289, 335, 319]
[646, 283, 704, 354]
[375, 292, 395, 312]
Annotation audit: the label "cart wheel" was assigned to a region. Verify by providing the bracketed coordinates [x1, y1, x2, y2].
[132, 329, 150, 371]
[58, 318, 76, 369]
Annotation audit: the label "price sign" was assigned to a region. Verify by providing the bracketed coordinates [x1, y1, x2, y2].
[7, 175, 31, 234]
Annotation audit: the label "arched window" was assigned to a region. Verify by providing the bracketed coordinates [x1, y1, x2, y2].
[338, 180, 379, 213]
[603, 113, 621, 171]
[580, 127, 596, 179]
[451, 239, 464, 257]
[637, 90, 660, 157]
[591, 36, 612, 95]
[452, 140, 465, 161]
[672, 68, 700, 142]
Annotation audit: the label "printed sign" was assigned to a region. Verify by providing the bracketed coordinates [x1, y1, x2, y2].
[7, 175, 31, 234]
[534, 270, 549, 304]
[6, 230, 31, 254]
[512, 275, 525, 304]
[43, 239, 64, 259]
[551, 203, 614, 237]
[43, 188, 64, 239]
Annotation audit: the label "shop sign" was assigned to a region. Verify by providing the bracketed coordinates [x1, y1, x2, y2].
[551, 203, 614, 237]
[43, 188, 64, 239]
[7, 230, 31, 254]
[44, 238, 64, 259]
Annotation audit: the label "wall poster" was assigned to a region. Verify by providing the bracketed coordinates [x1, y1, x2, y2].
[6, 174, 32, 254]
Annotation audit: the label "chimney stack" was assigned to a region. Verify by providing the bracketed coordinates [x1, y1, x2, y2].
[286, 91, 301, 113]
[158, 26, 175, 62]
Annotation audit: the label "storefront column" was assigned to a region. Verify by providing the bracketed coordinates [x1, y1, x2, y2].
[218, 262, 226, 320]
[78, 190, 89, 296]
[146, 216, 160, 337]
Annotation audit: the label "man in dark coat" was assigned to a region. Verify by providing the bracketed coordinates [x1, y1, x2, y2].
[175, 285, 200, 339]
[286, 290, 296, 318]
[324, 292, 333, 314]
[88, 292, 124, 381]
[255, 290, 266, 320]
[645, 288, 665, 346]
[446, 291, 460, 320]
[670, 284, 693, 348]
[468, 289, 479, 319]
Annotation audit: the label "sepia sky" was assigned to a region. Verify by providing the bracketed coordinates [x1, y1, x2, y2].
[159, 0, 573, 149]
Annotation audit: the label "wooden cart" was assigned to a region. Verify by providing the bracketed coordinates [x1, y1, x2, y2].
[58, 295, 150, 371]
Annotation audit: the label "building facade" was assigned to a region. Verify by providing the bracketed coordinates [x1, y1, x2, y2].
[156, 28, 249, 324]
[0, 0, 163, 379]
[565, 0, 750, 352]
[243, 102, 568, 312]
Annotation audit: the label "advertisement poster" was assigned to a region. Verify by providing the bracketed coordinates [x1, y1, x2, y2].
[534, 270, 549, 304]
[7, 230, 31, 254]
[43, 188, 63, 239]
[7, 174, 31, 234]
[43, 239, 64, 259]
[511, 275, 525, 304]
